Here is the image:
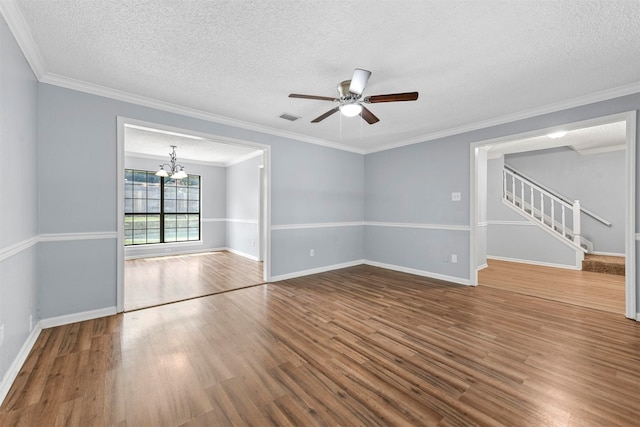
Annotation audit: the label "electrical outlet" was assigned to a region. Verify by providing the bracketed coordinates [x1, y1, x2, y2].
[451, 254, 458, 263]
[451, 192, 461, 201]
[0, 324, 4, 347]
[310, 249, 315, 257]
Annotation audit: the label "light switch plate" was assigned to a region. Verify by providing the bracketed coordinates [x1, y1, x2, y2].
[452, 192, 461, 201]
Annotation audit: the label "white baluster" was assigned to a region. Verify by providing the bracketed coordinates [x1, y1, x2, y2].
[573, 200, 581, 245]
[503, 170, 507, 200]
[562, 205, 566, 237]
[521, 180, 525, 211]
[551, 200, 555, 233]
[529, 186, 534, 217]
[540, 193, 544, 224]
[511, 174, 516, 206]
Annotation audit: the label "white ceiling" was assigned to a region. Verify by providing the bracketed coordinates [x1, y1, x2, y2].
[487, 121, 627, 158]
[124, 125, 262, 165]
[3, 1, 639, 153]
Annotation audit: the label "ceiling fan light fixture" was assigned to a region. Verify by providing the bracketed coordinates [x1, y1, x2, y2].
[340, 103, 362, 117]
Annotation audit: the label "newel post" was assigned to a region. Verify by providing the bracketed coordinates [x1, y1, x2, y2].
[572, 200, 581, 244]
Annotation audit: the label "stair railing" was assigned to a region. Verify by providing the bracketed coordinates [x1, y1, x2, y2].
[503, 168, 586, 249]
[504, 164, 611, 227]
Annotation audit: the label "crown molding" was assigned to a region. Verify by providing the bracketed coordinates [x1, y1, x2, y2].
[38, 72, 366, 155]
[0, 1, 45, 79]
[365, 81, 640, 154]
[4, 2, 637, 157]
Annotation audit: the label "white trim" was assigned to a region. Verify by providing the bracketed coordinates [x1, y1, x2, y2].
[636, 233, 640, 240]
[487, 255, 581, 271]
[590, 251, 625, 257]
[366, 82, 640, 154]
[470, 111, 637, 320]
[0, 236, 38, 262]
[226, 248, 259, 261]
[116, 117, 273, 311]
[0, 323, 42, 407]
[39, 306, 118, 329]
[364, 260, 472, 286]
[0, 2, 45, 79]
[477, 263, 488, 270]
[2, 3, 637, 157]
[477, 222, 488, 227]
[624, 111, 636, 319]
[41, 73, 365, 154]
[272, 221, 365, 230]
[202, 217, 227, 222]
[226, 218, 259, 225]
[486, 220, 534, 226]
[365, 221, 470, 231]
[270, 260, 364, 282]
[39, 231, 117, 242]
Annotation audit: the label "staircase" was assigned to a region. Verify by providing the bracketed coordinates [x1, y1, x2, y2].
[502, 167, 593, 254]
[582, 254, 625, 276]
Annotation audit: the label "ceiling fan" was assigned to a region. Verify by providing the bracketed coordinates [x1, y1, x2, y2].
[289, 69, 419, 124]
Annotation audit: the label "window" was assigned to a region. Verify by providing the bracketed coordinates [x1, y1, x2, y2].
[124, 169, 200, 245]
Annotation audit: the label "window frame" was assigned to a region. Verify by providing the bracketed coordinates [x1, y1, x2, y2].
[124, 168, 201, 246]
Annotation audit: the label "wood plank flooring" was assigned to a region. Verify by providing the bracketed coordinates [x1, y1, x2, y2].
[125, 251, 263, 311]
[478, 259, 625, 314]
[2, 265, 638, 426]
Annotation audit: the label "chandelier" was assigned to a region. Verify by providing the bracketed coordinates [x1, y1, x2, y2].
[155, 145, 187, 179]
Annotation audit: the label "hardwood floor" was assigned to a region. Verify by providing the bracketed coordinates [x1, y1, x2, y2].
[478, 259, 625, 314]
[125, 251, 263, 311]
[2, 265, 638, 426]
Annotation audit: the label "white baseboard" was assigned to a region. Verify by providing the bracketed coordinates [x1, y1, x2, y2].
[270, 260, 365, 282]
[39, 306, 118, 329]
[477, 263, 488, 270]
[0, 324, 42, 407]
[487, 255, 581, 270]
[364, 260, 472, 286]
[225, 248, 259, 261]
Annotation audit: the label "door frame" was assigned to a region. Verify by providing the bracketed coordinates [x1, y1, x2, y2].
[469, 111, 637, 320]
[115, 116, 272, 313]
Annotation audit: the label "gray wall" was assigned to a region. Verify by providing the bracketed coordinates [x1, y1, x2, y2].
[36, 82, 366, 317]
[226, 154, 262, 259]
[486, 156, 580, 267]
[124, 155, 227, 257]
[505, 147, 626, 254]
[0, 15, 39, 393]
[365, 94, 639, 297]
[365, 137, 471, 281]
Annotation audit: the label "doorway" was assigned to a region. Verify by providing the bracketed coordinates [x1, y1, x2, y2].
[470, 112, 636, 319]
[116, 118, 271, 312]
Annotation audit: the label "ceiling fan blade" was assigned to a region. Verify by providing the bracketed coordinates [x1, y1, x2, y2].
[289, 94, 338, 101]
[311, 107, 340, 123]
[360, 106, 380, 124]
[348, 69, 372, 95]
[364, 92, 419, 103]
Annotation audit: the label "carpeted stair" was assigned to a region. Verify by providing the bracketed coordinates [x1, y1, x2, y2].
[582, 254, 625, 276]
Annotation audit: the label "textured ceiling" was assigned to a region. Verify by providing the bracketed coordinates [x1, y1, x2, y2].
[4, 1, 640, 152]
[125, 125, 261, 165]
[487, 121, 627, 158]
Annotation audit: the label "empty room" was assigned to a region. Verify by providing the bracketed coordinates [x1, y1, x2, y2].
[1, 1, 639, 426]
